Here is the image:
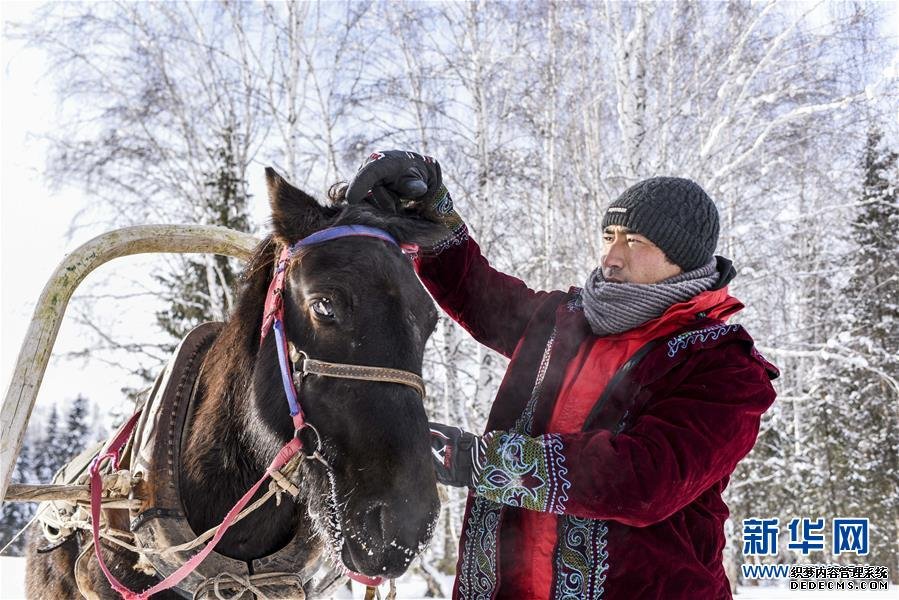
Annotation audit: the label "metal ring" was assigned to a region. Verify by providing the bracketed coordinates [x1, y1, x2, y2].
[295, 422, 323, 454]
[287, 342, 307, 367]
[294, 423, 332, 470]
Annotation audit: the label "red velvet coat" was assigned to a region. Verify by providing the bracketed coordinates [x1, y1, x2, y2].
[416, 231, 779, 600]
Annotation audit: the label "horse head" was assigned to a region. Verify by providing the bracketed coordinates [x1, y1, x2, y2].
[250, 168, 444, 579]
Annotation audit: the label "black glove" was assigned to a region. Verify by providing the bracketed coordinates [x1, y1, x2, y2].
[346, 150, 439, 211]
[345, 151, 464, 240]
[428, 422, 487, 488]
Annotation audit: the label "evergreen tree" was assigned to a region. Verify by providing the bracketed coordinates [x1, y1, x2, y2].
[154, 126, 252, 350]
[0, 435, 37, 556]
[60, 395, 92, 459]
[828, 128, 899, 574]
[32, 407, 66, 483]
[0, 398, 99, 556]
[727, 131, 899, 578]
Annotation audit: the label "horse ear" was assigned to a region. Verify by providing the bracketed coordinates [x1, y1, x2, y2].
[265, 167, 331, 243]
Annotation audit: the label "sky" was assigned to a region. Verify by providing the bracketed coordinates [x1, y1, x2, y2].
[1, 4, 110, 419]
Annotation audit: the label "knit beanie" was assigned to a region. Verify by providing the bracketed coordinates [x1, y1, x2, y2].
[601, 177, 719, 271]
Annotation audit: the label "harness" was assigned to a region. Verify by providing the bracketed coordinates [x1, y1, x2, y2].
[67, 225, 426, 599]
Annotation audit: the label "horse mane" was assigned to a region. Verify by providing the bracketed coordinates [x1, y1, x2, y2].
[200, 234, 276, 415]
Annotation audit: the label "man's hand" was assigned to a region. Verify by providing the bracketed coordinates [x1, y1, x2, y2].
[346, 150, 440, 212]
[345, 151, 464, 239]
[428, 422, 488, 488]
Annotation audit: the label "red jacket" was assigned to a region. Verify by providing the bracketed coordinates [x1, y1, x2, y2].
[417, 232, 779, 600]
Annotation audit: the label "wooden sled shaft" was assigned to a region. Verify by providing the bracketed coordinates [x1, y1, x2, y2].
[1, 224, 259, 501]
[4, 483, 141, 509]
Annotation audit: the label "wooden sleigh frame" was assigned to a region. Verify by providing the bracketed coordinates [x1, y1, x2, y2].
[1, 225, 260, 505]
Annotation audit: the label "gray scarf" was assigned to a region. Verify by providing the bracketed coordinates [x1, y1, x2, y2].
[582, 259, 720, 336]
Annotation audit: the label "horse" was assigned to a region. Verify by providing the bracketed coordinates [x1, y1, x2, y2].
[24, 168, 445, 599]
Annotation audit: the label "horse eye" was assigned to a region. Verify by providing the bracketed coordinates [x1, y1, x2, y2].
[311, 298, 335, 319]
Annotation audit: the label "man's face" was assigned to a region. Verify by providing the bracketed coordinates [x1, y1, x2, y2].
[600, 225, 683, 284]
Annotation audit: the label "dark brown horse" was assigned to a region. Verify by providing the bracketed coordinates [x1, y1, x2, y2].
[25, 169, 443, 598]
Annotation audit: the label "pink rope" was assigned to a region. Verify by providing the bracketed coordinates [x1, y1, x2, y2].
[89, 414, 302, 600]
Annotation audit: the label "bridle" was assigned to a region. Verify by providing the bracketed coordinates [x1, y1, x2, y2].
[88, 225, 425, 599]
[259, 224, 426, 447]
[258, 224, 426, 586]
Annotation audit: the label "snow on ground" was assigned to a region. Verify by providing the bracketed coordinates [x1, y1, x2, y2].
[1, 558, 26, 599]
[1, 557, 896, 599]
[0, 556, 25, 600]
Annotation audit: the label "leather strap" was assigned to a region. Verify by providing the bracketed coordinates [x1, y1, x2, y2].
[299, 358, 427, 399]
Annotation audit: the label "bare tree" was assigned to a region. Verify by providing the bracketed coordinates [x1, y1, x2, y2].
[9, 0, 898, 583]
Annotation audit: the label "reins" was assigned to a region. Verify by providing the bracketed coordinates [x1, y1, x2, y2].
[89, 224, 425, 599]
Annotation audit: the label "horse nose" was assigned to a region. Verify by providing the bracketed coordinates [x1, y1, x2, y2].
[343, 492, 441, 578]
[361, 500, 434, 553]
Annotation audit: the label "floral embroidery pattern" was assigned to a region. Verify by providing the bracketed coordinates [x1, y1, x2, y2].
[458, 331, 557, 598]
[475, 432, 571, 514]
[666, 323, 742, 358]
[553, 517, 609, 600]
[513, 329, 557, 436]
[423, 223, 469, 256]
[457, 497, 502, 599]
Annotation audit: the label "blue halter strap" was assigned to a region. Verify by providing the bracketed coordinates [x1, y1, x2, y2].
[287, 224, 398, 255]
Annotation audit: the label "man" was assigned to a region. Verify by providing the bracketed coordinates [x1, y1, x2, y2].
[346, 151, 779, 599]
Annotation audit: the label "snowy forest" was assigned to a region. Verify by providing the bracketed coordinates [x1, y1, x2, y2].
[1, 0, 897, 594]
